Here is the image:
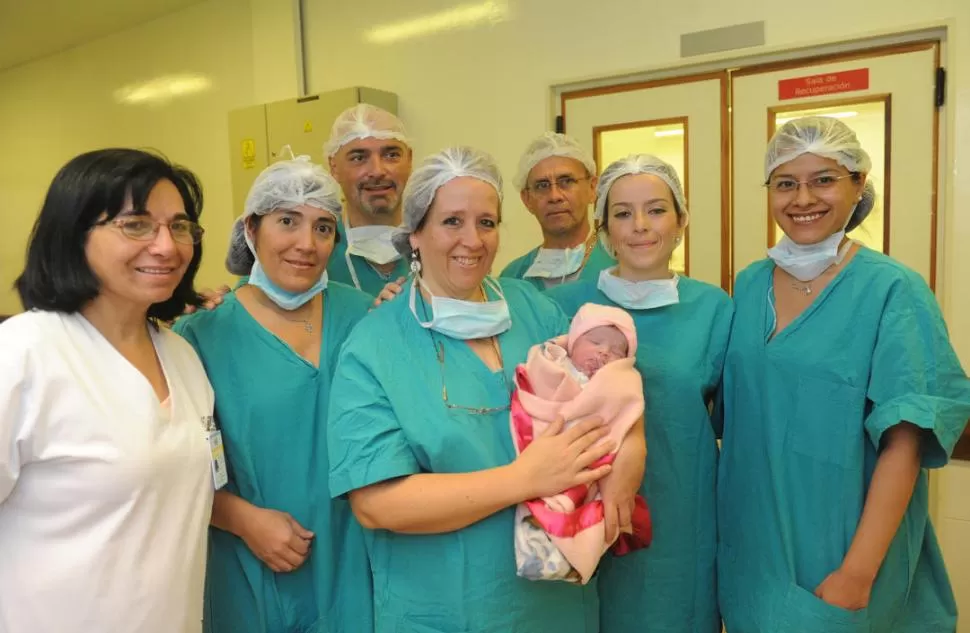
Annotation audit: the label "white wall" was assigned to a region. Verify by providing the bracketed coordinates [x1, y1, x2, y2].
[0, 0, 967, 622]
[0, 0, 259, 315]
[304, 0, 970, 621]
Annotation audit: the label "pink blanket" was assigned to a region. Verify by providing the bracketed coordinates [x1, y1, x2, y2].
[510, 336, 652, 584]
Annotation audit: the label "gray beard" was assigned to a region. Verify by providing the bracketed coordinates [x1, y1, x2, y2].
[362, 201, 396, 217]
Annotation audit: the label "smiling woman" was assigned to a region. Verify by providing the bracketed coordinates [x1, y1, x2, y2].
[16, 148, 205, 320]
[327, 146, 619, 633]
[718, 116, 970, 633]
[0, 148, 215, 633]
[544, 154, 732, 633]
[173, 156, 375, 633]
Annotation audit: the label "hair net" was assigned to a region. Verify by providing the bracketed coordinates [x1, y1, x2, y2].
[515, 132, 597, 190]
[594, 154, 687, 223]
[764, 116, 872, 179]
[225, 156, 342, 275]
[765, 116, 877, 232]
[391, 146, 503, 259]
[323, 103, 411, 159]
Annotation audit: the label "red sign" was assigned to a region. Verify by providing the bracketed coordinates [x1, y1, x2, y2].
[778, 68, 869, 100]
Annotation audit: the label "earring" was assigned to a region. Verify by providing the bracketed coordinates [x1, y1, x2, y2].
[674, 235, 683, 245]
[410, 250, 422, 275]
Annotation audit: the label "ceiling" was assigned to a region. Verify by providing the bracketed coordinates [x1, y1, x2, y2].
[0, 0, 207, 72]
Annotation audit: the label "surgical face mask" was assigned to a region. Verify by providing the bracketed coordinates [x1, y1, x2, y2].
[767, 192, 860, 282]
[345, 223, 401, 265]
[523, 244, 586, 279]
[249, 259, 328, 310]
[767, 231, 850, 282]
[409, 276, 512, 340]
[597, 267, 680, 311]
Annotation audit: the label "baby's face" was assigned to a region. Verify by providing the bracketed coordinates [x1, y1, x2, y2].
[570, 325, 629, 378]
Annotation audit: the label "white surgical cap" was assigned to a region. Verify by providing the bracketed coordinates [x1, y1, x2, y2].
[226, 157, 342, 275]
[391, 146, 503, 259]
[515, 132, 597, 190]
[323, 103, 411, 159]
[594, 154, 688, 257]
[764, 116, 872, 180]
[765, 116, 877, 231]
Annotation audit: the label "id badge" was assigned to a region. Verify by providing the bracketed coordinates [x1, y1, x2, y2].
[207, 430, 229, 490]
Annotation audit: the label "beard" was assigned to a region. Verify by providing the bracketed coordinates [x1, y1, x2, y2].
[357, 180, 400, 218]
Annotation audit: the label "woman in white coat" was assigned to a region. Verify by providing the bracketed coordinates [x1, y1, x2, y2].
[0, 148, 216, 632]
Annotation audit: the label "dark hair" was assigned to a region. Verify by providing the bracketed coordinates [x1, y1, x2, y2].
[225, 214, 263, 276]
[845, 173, 876, 233]
[15, 148, 205, 321]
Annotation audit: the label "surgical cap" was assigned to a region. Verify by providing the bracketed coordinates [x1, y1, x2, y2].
[764, 116, 872, 180]
[323, 103, 411, 159]
[765, 116, 877, 232]
[391, 146, 503, 259]
[225, 157, 342, 275]
[515, 132, 597, 190]
[594, 154, 687, 223]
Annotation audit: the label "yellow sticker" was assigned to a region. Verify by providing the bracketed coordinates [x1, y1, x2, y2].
[241, 138, 256, 169]
[303, 120, 313, 133]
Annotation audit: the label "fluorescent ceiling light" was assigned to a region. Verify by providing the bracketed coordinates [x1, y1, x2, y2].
[365, 1, 509, 45]
[114, 74, 211, 106]
[654, 129, 684, 137]
[776, 111, 858, 125]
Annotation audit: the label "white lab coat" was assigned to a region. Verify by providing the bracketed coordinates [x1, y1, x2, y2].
[0, 311, 215, 633]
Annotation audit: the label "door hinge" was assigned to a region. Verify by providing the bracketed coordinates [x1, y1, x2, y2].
[555, 115, 564, 134]
[935, 67, 946, 108]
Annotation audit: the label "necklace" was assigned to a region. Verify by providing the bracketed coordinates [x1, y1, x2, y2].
[790, 280, 814, 295]
[289, 316, 315, 333]
[787, 240, 856, 296]
[579, 233, 597, 265]
[254, 294, 316, 333]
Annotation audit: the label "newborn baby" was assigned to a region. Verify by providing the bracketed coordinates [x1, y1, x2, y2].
[511, 303, 651, 585]
[549, 318, 632, 385]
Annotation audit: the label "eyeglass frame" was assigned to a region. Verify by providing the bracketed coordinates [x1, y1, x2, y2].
[763, 172, 859, 195]
[96, 215, 205, 245]
[433, 339, 510, 416]
[525, 175, 590, 197]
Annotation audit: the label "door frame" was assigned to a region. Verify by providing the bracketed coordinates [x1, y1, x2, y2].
[734, 40, 940, 289]
[562, 71, 730, 289]
[557, 37, 943, 294]
[592, 115, 692, 277]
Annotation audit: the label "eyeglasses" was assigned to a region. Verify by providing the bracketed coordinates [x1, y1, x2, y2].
[435, 340, 510, 415]
[101, 216, 205, 245]
[765, 173, 855, 194]
[527, 175, 588, 196]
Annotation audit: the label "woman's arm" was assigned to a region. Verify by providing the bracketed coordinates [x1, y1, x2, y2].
[815, 422, 922, 609]
[350, 416, 615, 534]
[598, 415, 646, 541]
[211, 490, 315, 573]
[350, 465, 526, 533]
